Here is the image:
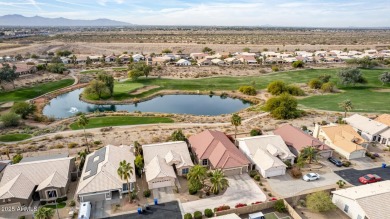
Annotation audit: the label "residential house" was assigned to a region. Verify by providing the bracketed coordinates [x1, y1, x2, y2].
[142, 141, 194, 189]
[0, 160, 11, 179]
[190, 53, 208, 60]
[76, 145, 135, 202]
[237, 135, 295, 177]
[0, 155, 75, 207]
[224, 57, 242, 65]
[176, 59, 191, 66]
[344, 114, 389, 143]
[314, 124, 366, 160]
[273, 124, 333, 158]
[188, 130, 250, 176]
[197, 58, 212, 66]
[211, 58, 225, 65]
[105, 55, 117, 63]
[119, 54, 130, 63]
[132, 54, 144, 62]
[238, 55, 257, 65]
[332, 180, 390, 219]
[88, 55, 102, 62]
[374, 114, 390, 145]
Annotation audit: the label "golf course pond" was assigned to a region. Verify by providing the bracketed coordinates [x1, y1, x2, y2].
[42, 88, 252, 118]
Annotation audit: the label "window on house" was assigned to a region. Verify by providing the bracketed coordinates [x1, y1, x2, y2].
[123, 183, 129, 191]
[182, 168, 189, 174]
[47, 190, 57, 198]
[202, 159, 208, 166]
[344, 204, 349, 213]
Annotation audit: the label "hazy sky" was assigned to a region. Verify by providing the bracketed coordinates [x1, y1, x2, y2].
[1, 0, 389, 27]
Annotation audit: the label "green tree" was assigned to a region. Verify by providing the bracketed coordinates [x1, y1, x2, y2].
[117, 160, 134, 202]
[231, 113, 241, 139]
[339, 99, 353, 118]
[308, 79, 323, 89]
[338, 68, 366, 86]
[12, 153, 23, 164]
[78, 149, 89, 171]
[264, 93, 300, 119]
[134, 141, 142, 156]
[273, 199, 287, 213]
[85, 80, 109, 99]
[187, 165, 207, 191]
[292, 60, 304, 68]
[162, 49, 173, 54]
[70, 54, 77, 66]
[171, 129, 186, 141]
[11, 102, 36, 119]
[56, 50, 72, 57]
[202, 47, 213, 53]
[77, 114, 90, 152]
[267, 81, 287, 95]
[210, 169, 229, 194]
[300, 146, 318, 164]
[306, 191, 336, 212]
[0, 63, 18, 88]
[97, 72, 114, 97]
[134, 155, 144, 176]
[34, 206, 55, 219]
[0, 112, 20, 127]
[47, 63, 67, 73]
[379, 72, 390, 85]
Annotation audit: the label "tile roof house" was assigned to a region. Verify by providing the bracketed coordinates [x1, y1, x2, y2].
[375, 114, 390, 126]
[176, 59, 191, 66]
[237, 135, 295, 177]
[315, 124, 366, 160]
[76, 145, 135, 202]
[273, 124, 333, 158]
[188, 130, 250, 176]
[142, 141, 194, 189]
[332, 180, 390, 219]
[344, 114, 390, 144]
[0, 156, 75, 207]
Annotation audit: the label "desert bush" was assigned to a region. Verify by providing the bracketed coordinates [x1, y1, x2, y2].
[1, 112, 20, 127]
[204, 208, 213, 218]
[308, 79, 323, 89]
[250, 129, 262, 136]
[239, 86, 257, 96]
[53, 134, 64, 140]
[286, 85, 305, 96]
[292, 60, 304, 68]
[184, 213, 193, 219]
[143, 189, 151, 197]
[306, 191, 335, 212]
[193, 211, 202, 219]
[274, 199, 287, 212]
[249, 170, 257, 178]
[271, 65, 279, 72]
[254, 175, 261, 181]
[321, 82, 335, 93]
[264, 93, 300, 119]
[69, 200, 75, 207]
[267, 81, 287, 95]
[291, 166, 302, 178]
[68, 142, 78, 148]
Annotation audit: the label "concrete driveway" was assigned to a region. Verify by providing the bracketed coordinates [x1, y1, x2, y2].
[267, 171, 344, 198]
[153, 187, 175, 203]
[181, 174, 266, 214]
[334, 167, 390, 186]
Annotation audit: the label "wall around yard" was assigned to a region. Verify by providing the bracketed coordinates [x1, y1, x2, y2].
[215, 201, 276, 216]
[283, 199, 302, 219]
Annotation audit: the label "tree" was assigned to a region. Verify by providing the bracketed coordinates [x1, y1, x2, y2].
[379, 72, 390, 85]
[97, 73, 114, 97]
[292, 60, 304, 68]
[267, 81, 287, 95]
[187, 165, 207, 190]
[85, 80, 109, 99]
[70, 54, 77, 66]
[264, 93, 300, 119]
[128, 69, 143, 80]
[47, 63, 67, 73]
[86, 57, 92, 66]
[273, 199, 287, 213]
[0, 63, 18, 88]
[34, 207, 55, 219]
[78, 149, 89, 171]
[339, 99, 353, 118]
[134, 155, 144, 176]
[299, 146, 318, 164]
[134, 141, 142, 156]
[56, 50, 72, 57]
[11, 102, 36, 119]
[306, 191, 335, 212]
[338, 68, 366, 86]
[202, 47, 213, 53]
[128, 62, 152, 79]
[321, 82, 335, 93]
[308, 79, 322, 89]
[250, 129, 262, 136]
[231, 113, 241, 139]
[77, 113, 90, 152]
[318, 74, 331, 83]
[238, 86, 257, 95]
[162, 49, 172, 54]
[117, 160, 134, 202]
[0, 112, 20, 127]
[12, 153, 23, 164]
[210, 169, 229, 194]
[171, 129, 186, 141]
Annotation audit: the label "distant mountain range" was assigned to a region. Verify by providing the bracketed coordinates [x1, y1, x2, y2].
[0, 14, 133, 27]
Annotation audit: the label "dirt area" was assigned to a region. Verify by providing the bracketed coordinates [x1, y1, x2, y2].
[372, 88, 390, 92]
[0, 72, 68, 91]
[130, 86, 160, 95]
[296, 206, 350, 219]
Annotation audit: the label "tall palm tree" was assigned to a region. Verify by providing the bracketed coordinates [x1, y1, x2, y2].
[300, 146, 319, 164]
[187, 165, 207, 190]
[117, 160, 134, 202]
[77, 113, 90, 152]
[210, 169, 229, 194]
[339, 99, 353, 118]
[231, 113, 242, 140]
[34, 207, 55, 219]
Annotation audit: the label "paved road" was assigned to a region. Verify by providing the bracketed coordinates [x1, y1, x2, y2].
[334, 167, 390, 186]
[105, 201, 182, 219]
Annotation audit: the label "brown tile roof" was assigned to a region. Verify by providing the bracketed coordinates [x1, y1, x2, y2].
[321, 125, 366, 153]
[375, 114, 390, 127]
[273, 124, 331, 152]
[188, 130, 249, 169]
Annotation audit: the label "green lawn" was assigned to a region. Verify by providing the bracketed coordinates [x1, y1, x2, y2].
[0, 133, 32, 142]
[0, 79, 75, 103]
[69, 116, 174, 130]
[45, 202, 66, 209]
[80, 69, 105, 74]
[112, 67, 128, 71]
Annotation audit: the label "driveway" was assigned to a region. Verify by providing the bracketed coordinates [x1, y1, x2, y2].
[267, 171, 343, 197]
[334, 167, 390, 186]
[152, 187, 175, 203]
[181, 174, 266, 214]
[106, 201, 182, 219]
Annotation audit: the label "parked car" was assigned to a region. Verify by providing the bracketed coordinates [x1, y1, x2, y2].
[328, 157, 343, 167]
[359, 174, 382, 184]
[303, 173, 320, 181]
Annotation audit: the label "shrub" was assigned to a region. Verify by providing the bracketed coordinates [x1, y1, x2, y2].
[308, 79, 323, 89]
[1, 112, 20, 127]
[254, 175, 261, 181]
[267, 81, 287, 95]
[250, 129, 262, 136]
[54, 134, 63, 140]
[235, 203, 247, 208]
[299, 199, 306, 207]
[193, 211, 202, 219]
[292, 60, 304, 68]
[291, 166, 302, 179]
[252, 201, 262, 205]
[214, 205, 230, 212]
[68, 142, 78, 148]
[69, 200, 75, 207]
[271, 65, 279, 72]
[249, 170, 257, 178]
[143, 189, 151, 197]
[263, 188, 267, 191]
[337, 180, 346, 188]
[286, 85, 305, 96]
[239, 86, 257, 96]
[12, 154, 23, 164]
[264, 93, 300, 119]
[189, 186, 198, 195]
[306, 191, 335, 212]
[184, 213, 193, 219]
[204, 208, 214, 218]
[259, 182, 263, 186]
[284, 160, 292, 169]
[94, 140, 102, 145]
[56, 197, 67, 202]
[301, 125, 307, 131]
[319, 74, 331, 83]
[11, 102, 36, 119]
[268, 193, 273, 197]
[342, 161, 351, 167]
[274, 199, 287, 212]
[321, 82, 335, 93]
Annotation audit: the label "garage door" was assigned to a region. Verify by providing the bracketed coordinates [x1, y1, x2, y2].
[150, 179, 175, 189]
[318, 150, 332, 158]
[81, 193, 108, 202]
[265, 168, 285, 177]
[223, 168, 242, 176]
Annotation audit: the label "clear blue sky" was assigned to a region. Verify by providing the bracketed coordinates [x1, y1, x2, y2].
[0, 0, 389, 27]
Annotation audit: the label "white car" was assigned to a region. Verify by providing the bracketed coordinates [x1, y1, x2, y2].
[303, 173, 320, 181]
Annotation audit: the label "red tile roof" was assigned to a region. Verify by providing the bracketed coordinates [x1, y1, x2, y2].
[188, 130, 250, 169]
[273, 124, 331, 152]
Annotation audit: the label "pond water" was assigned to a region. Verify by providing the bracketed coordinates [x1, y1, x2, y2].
[42, 88, 252, 118]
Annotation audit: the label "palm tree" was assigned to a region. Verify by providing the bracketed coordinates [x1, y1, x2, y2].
[34, 207, 55, 219]
[339, 99, 353, 118]
[300, 146, 319, 164]
[187, 165, 207, 190]
[77, 113, 90, 152]
[231, 113, 242, 140]
[78, 149, 89, 171]
[117, 160, 134, 202]
[210, 169, 229, 194]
